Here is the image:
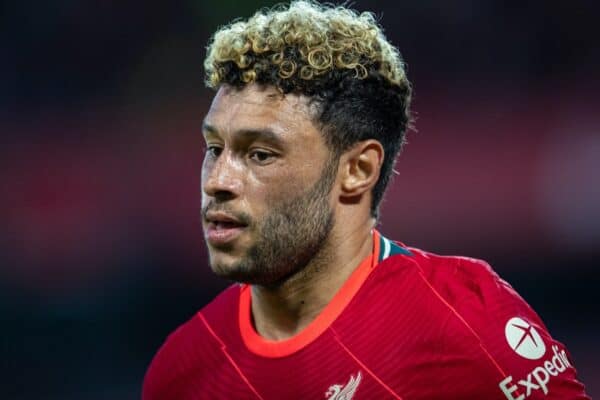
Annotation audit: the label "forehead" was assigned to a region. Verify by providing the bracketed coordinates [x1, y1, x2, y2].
[204, 84, 320, 140]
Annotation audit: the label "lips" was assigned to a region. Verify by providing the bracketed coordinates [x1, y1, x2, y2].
[204, 211, 248, 246]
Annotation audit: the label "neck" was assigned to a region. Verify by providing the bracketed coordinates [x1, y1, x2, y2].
[250, 218, 375, 341]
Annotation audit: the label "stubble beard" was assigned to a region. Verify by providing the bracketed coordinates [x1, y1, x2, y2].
[209, 163, 336, 287]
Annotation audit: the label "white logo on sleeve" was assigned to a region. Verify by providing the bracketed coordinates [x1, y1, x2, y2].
[499, 317, 574, 400]
[505, 317, 546, 360]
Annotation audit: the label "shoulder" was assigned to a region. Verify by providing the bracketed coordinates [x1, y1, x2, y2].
[403, 247, 544, 341]
[142, 284, 241, 400]
[381, 244, 526, 326]
[395, 246, 538, 329]
[394, 245, 590, 398]
[405, 246, 509, 306]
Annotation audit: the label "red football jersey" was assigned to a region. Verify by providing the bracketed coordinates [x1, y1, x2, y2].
[143, 230, 590, 399]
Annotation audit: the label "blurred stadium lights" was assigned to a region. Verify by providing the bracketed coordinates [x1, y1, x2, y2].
[536, 118, 600, 250]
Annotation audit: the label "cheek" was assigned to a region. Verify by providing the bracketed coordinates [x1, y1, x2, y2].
[201, 152, 216, 177]
[200, 173, 211, 206]
[254, 171, 306, 207]
[270, 158, 321, 192]
[200, 160, 210, 187]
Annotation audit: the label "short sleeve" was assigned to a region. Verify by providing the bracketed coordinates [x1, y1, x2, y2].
[441, 258, 590, 399]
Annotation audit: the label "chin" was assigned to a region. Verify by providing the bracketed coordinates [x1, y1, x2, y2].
[208, 251, 247, 279]
[208, 257, 279, 286]
[211, 265, 254, 284]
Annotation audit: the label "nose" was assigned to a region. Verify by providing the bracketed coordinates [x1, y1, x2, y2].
[202, 150, 243, 202]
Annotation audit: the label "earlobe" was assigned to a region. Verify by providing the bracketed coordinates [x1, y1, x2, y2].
[340, 140, 384, 197]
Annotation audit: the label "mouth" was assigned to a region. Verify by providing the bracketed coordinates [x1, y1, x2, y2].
[204, 211, 249, 246]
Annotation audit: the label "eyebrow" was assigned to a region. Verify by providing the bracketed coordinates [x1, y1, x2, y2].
[202, 121, 283, 145]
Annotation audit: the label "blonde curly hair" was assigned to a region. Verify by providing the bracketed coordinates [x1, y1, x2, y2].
[205, 0, 408, 90]
[203, 0, 412, 217]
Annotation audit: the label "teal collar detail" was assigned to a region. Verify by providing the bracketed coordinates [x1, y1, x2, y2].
[378, 233, 412, 262]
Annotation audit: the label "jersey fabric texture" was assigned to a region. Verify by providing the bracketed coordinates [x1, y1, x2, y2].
[143, 230, 589, 399]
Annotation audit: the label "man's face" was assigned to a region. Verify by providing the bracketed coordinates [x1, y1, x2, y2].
[201, 84, 337, 286]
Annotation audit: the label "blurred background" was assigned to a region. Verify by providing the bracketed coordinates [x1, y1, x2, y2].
[1, 0, 598, 398]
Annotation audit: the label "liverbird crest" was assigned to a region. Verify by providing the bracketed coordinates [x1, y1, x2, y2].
[325, 371, 362, 400]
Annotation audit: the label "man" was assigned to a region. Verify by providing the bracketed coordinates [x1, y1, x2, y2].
[143, 1, 589, 398]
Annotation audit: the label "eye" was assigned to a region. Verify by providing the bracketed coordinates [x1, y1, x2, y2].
[206, 145, 222, 158]
[249, 149, 275, 164]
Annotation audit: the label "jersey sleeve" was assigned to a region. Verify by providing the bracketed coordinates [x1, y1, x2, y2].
[440, 257, 590, 400]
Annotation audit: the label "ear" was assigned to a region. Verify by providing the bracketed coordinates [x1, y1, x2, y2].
[339, 140, 384, 198]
